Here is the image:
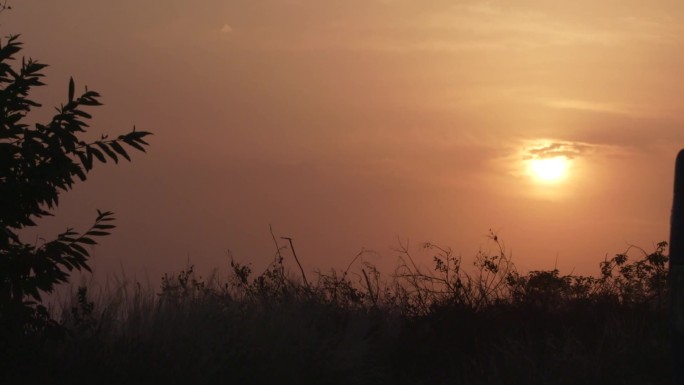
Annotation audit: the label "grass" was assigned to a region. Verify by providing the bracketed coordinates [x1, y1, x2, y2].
[1, 235, 673, 385]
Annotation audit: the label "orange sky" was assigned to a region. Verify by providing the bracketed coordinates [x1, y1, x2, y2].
[9, 0, 684, 283]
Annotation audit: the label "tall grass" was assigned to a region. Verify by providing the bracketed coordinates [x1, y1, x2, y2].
[2, 235, 672, 385]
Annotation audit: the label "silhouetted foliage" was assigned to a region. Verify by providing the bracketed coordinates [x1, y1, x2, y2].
[0, 228, 671, 384]
[0, 34, 151, 339]
[11, 236, 663, 385]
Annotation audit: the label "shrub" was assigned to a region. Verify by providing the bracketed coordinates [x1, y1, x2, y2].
[0, 33, 151, 339]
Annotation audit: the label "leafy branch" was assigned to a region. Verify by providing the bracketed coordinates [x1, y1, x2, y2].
[0, 32, 151, 336]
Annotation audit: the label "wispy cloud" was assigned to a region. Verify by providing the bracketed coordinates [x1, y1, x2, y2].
[524, 141, 590, 160]
[220, 23, 234, 33]
[543, 99, 643, 116]
[220, 0, 683, 55]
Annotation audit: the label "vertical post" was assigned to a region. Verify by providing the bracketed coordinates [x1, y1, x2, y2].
[671, 149, 684, 383]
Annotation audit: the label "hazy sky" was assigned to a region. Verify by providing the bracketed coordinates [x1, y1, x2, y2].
[8, 0, 684, 283]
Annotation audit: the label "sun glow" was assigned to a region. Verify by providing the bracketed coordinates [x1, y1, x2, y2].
[529, 156, 569, 182]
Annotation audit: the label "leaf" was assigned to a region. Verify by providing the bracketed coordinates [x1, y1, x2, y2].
[85, 231, 110, 237]
[96, 141, 117, 163]
[109, 141, 131, 161]
[77, 237, 97, 245]
[96, 210, 115, 219]
[68, 77, 74, 102]
[76, 151, 92, 171]
[73, 109, 92, 119]
[93, 224, 116, 230]
[124, 139, 146, 152]
[127, 131, 153, 140]
[74, 167, 87, 181]
[69, 243, 90, 256]
[88, 146, 106, 163]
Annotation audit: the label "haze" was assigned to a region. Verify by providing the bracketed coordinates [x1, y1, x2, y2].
[9, 0, 684, 283]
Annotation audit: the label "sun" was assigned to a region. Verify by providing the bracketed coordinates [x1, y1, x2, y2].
[529, 156, 569, 182]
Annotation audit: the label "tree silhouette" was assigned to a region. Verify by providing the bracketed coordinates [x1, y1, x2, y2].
[0, 34, 151, 336]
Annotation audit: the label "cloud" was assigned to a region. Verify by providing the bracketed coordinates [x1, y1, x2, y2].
[543, 98, 642, 116]
[221, 23, 234, 33]
[524, 141, 590, 160]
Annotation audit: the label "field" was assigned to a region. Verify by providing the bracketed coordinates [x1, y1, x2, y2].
[1, 237, 672, 385]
